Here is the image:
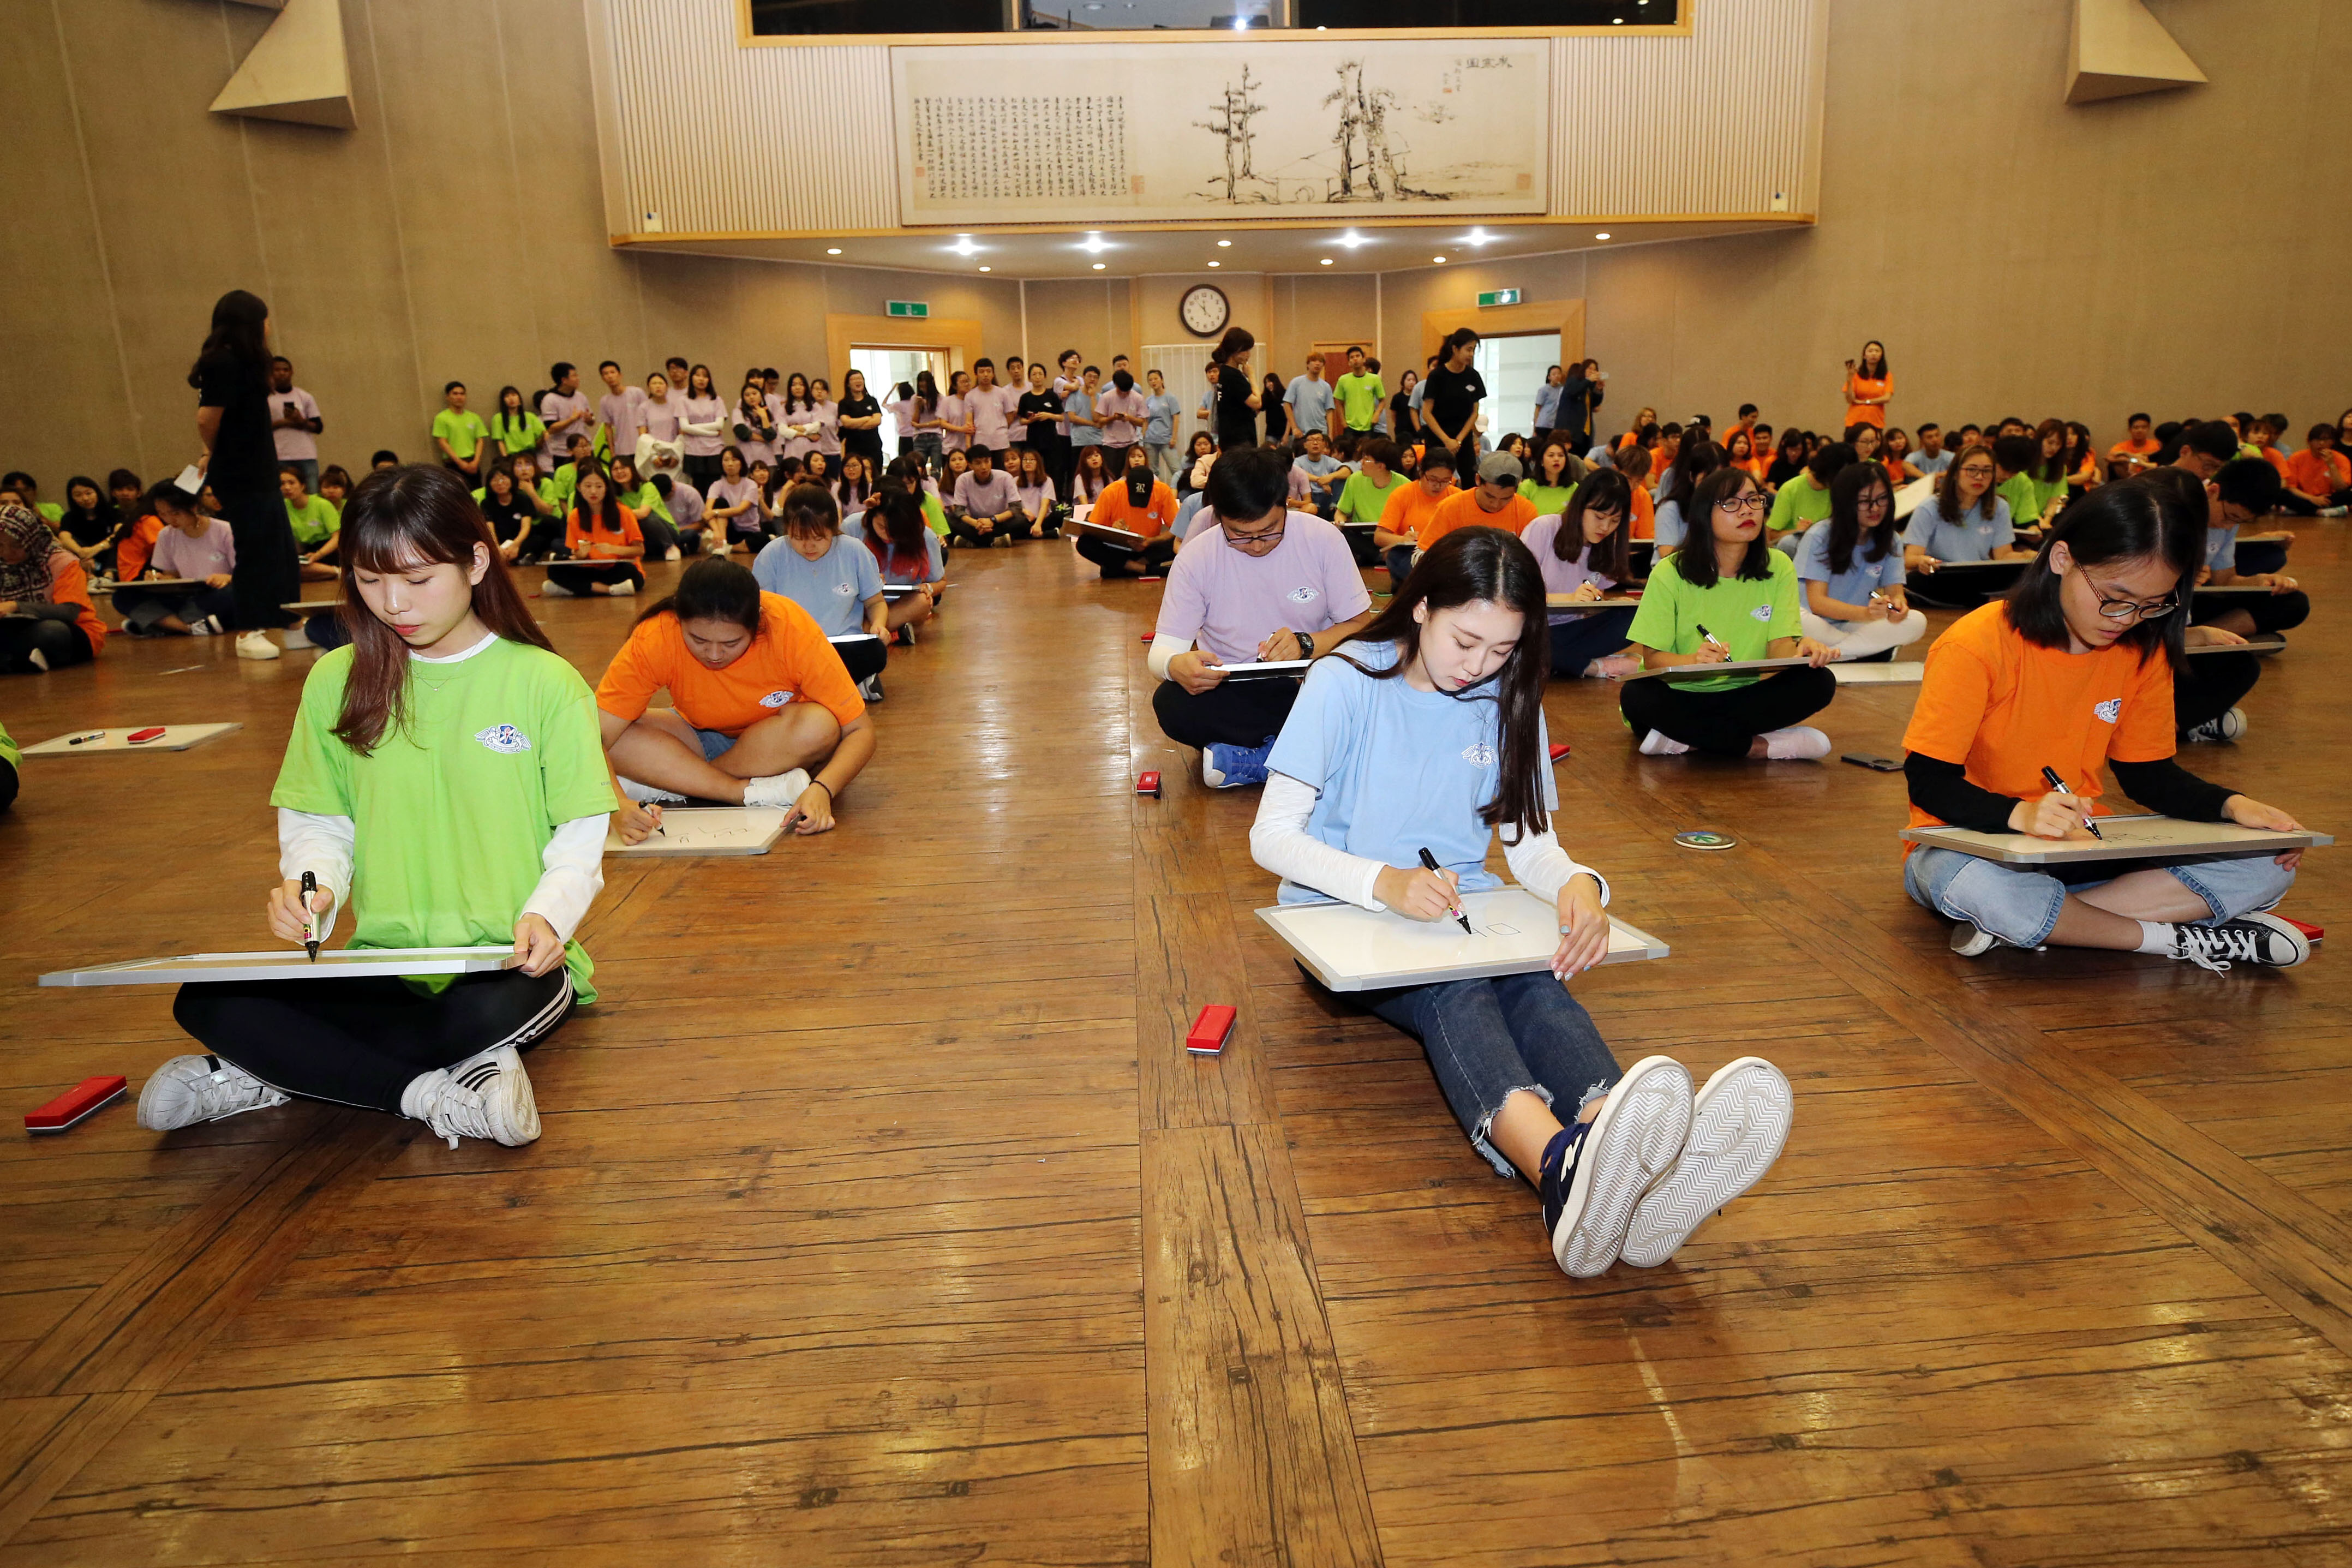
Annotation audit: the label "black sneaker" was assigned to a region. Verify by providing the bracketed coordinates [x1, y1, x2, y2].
[2171, 912, 2311, 971]
[1539, 1055, 1692, 1278]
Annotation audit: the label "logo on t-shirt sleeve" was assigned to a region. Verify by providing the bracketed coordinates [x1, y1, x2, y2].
[759, 690, 794, 708]
[475, 723, 532, 754]
[2094, 698, 2122, 725]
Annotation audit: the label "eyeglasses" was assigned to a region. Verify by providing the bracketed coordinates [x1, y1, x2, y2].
[1857, 492, 1892, 510]
[1220, 515, 1287, 552]
[1715, 493, 1768, 516]
[2084, 575, 2177, 621]
[1956, 465, 1995, 480]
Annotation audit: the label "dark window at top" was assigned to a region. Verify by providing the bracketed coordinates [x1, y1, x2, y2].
[747, 0, 1675, 34]
[750, 0, 1007, 35]
[1296, 0, 1677, 23]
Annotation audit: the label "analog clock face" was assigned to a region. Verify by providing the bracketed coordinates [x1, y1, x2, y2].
[1181, 285, 1230, 338]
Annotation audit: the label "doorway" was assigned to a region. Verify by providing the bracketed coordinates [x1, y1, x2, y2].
[1471, 333, 1559, 449]
[851, 346, 950, 450]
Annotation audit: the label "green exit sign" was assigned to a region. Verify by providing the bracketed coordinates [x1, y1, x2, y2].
[1476, 289, 1522, 307]
[886, 300, 930, 319]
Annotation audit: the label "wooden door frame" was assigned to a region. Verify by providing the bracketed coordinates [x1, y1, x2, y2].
[1418, 300, 1584, 380]
[824, 314, 986, 384]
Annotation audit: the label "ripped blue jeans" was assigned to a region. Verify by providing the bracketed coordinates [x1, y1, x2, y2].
[1364, 973, 1623, 1177]
[1904, 846, 2296, 950]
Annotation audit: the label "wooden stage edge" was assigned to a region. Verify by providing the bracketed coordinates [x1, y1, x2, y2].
[2, 528, 2350, 1564]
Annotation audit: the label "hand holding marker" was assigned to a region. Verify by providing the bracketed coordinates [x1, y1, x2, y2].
[1419, 848, 1474, 935]
[2039, 767, 2104, 841]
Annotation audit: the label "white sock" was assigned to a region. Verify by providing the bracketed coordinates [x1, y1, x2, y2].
[2135, 920, 2178, 955]
[1638, 730, 1690, 756]
[1762, 726, 1832, 760]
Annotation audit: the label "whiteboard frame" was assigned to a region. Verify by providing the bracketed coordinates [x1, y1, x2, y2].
[1901, 816, 2332, 866]
[22, 723, 241, 757]
[606, 807, 791, 857]
[1256, 888, 1668, 992]
[41, 946, 520, 988]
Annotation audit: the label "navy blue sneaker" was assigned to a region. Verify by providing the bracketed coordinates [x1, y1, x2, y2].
[1539, 1056, 1692, 1278]
[1201, 738, 1273, 789]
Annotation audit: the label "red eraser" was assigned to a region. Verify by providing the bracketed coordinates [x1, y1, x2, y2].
[2281, 917, 2325, 942]
[1186, 1005, 1236, 1055]
[1136, 770, 1161, 797]
[1140, 632, 1154, 642]
[1549, 743, 1571, 762]
[127, 727, 166, 744]
[27, 1075, 129, 1134]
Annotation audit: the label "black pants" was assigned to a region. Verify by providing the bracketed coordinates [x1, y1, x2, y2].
[2176, 653, 2259, 733]
[1075, 535, 1175, 577]
[0, 756, 16, 812]
[1339, 526, 1379, 568]
[303, 609, 352, 651]
[1619, 665, 1837, 757]
[116, 583, 236, 632]
[1546, 608, 1637, 677]
[1152, 675, 1301, 750]
[1385, 543, 1416, 585]
[829, 633, 887, 681]
[2280, 488, 2351, 515]
[637, 511, 680, 558]
[215, 480, 300, 631]
[516, 516, 567, 561]
[0, 618, 93, 674]
[172, 967, 577, 1114]
[948, 508, 1026, 547]
[684, 453, 722, 487]
[2193, 588, 2308, 637]
[546, 560, 645, 593]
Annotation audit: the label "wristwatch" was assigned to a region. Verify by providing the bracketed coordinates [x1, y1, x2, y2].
[1296, 632, 1315, 659]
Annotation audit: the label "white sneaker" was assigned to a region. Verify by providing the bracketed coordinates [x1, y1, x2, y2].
[2183, 708, 2247, 743]
[594, 579, 637, 596]
[25, 648, 49, 673]
[1761, 726, 1830, 760]
[1544, 1056, 1693, 1278]
[401, 1045, 541, 1148]
[540, 578, 574, 597]
[615, 775, 689, 805]
[1584, 654, 1641, 680]
[137, 1054, 290, 1130]
[1638, 729, 1690, 756]
[1948, 922, 2001, 957]
[741, 768, 811, 809]
[663, 546, 682, 562]
[236, 630, 282, 661]
[185, 615, 220, 636]
[1619, 1057, 1794, 1267]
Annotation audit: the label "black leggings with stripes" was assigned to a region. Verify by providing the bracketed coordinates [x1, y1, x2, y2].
[171, 967, 577, 1112]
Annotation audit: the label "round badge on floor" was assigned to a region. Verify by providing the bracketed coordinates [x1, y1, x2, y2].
[1674, 829, 1738, 852]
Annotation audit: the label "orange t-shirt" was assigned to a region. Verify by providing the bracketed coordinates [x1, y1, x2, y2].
[567, 503, 643, 556]
[2287, 448, 2348, 498]
[1378, 480, 1452, 542]
[2107, 438, 2159, 462]
[1628, 486, 1656, 541]
[1900, 601, 2175, 857]
[1090, 479, 1179, 540]
[595, 590, 865, 738]
[114, 515, 163, 582]
[1420, 489, 1538, 550]
[1844, 373, 1890, 429]
[45, 551, 106, 655]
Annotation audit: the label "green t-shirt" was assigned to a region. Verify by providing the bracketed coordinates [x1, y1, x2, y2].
[2027, 470, 2068, 516]
[491, 411, 547, 455]
[617, 481, 673, 526]
[1333, 372, 1386, 431]
[432, 408, 490, 460]
[33, 502, 63, 525]
[543, 463, 583, 517]
[1625, 547, 1800, 692]
[270, 637, 614, 1000]
[1767, 473, 1834, 535]
[0, 720, 18, 775]
[1997, 472, 2042, 525]
[1335, 470, 1407, 525]
[921, 490, 947, 537]
[285, 493, 340, 548]
[1519, 479, 1577, 516]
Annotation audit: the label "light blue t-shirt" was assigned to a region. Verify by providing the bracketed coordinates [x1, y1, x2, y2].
[750, 533, 882, 637]
[1294, 453, 1343, 486]
[1265, 638, 1557, 906]
[1534, 382, 1563, 428]
[1654, 498, 1686, 553]
[1902, 495, 2014, 562]
[1793, 524, 1906, 626]
[2204, 524, 2237, 572]
[1067, 389, 1102, 447]
[841, 512, 948, 584]
[1285, 375, 1334, 436]
[1910, 448, 1954, 476]
[1144, 394, 1180, 446]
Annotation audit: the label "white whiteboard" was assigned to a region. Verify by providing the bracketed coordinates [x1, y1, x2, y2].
[1257, 887, 1667, 992]
[1832, 661, 1924, 685]
[23, 723, 240, 756]
[606, 807, 789, 857]
[1625, 657, 1810, 683]
[1902, 815, 2332, 866]
[41, 946, 518, 988]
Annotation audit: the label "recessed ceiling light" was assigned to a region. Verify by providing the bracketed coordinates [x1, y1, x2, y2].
[826, 247, 841, 255]
[1207, 260, 1220, 267]
[1217, 240, 1232, 248]
[1332, 231, 1369, 249]
[1432, 255, 1446, 264]
[1459, 228, 1494, 248]
[1078, 232, 1112, 255]
[978, 265, 991, 272]
[1319, 258, 1333, 266]
[948, 234, 984, 257]
[1595, 232, 1611, 240]
[1092, 262, 1106, 270]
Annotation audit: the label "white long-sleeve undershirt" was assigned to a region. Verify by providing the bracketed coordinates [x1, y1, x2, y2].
[1247, 771, 1609, 913]
[1146, 634, 1193, 682]
[279, 811, 609, 944]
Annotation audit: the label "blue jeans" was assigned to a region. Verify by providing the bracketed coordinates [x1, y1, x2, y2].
[1903, 846, 2296, 949]
[1384, 543, 1416, 586]
[1547, 607, 1638, 676]
[1364, 972, 1623, 1177]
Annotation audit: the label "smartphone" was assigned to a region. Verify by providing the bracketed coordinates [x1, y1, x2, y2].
[1841, 752, 1901, 772]
[283, 400, 298, 420]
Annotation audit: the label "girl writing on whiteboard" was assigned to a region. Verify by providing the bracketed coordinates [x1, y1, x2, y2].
[1249, 528, 1794, 1280]
[1902, 476, 2312, 968]
[140, 465, 618, 1147]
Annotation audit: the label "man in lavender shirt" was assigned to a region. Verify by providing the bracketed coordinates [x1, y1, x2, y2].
[538, 362, 593, 474]
[595, 360, 648, 458]
[1094, 368, 1150, 467]
[946, 447, 1025, 548]
[268, 356, 324, 494]
[1146, 446, 1376, 788]
[968, 360, 1014, 468]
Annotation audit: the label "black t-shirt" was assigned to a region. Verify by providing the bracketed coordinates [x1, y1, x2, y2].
[837, 394, 884, 458]
[1214, 364, 1256, 450]
[1421, 364, 1486, 445]
[1019, 390, 1067, 448]
[478, 490, 536, 543]
[198, 353, 277, 492]
[59, 507, 115, 548]
[1390, 389, 1416, 430]
[1765, 456, 1805, 488]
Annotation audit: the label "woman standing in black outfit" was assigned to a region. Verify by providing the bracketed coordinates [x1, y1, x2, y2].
[1419, 328, 1487, 489]
[835, 369, 887, 471]
[1210, 327, 1261, 454]
[191, 290, 298, 660]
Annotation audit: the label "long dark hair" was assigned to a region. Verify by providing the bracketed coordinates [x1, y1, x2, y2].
[785, 372, 813, 414]
[1554, 467, 1632, 580]
[864, 490, 932, 579]
[1934, 442, 2000, 522]
[639, 555, 762, 637]
[1856, 340, 1889, 378]
[571, 460, 624, 534]
[1673, 468, 1772, 589]
[2001, 471, 2201, 669]
[1656, 438, 1723, 512]
[1823, 461, 1896, 574]
[188, 289, 269, 391]
[332, 466, 550, 755]
[1336, 529, 1551, 834]
[1211, 327, 1254, 366]
[915, 370, 940, 418]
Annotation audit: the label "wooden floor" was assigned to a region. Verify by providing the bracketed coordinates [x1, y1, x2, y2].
[5, 527, 2352, 1566]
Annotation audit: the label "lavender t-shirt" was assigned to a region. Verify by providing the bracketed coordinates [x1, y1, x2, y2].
[680, 394, 727, 456]
[936, 393, 971, 453]
[968, 385, 1014, 450]
[1153, 512, 1372, 666]
[271, 386, 320, 462]
[1095, 388, 1150, 446]
[953, 470, 1019, 517]
[540, 390, 591, 464]
[1519, 513, 1623, 625]
[153, 519, 237, 579]
[597, 386, 649, 455]
[708, 475, 762, 534]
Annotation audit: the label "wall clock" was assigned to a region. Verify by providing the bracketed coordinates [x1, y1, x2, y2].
[1180, 284, 1230, 338]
